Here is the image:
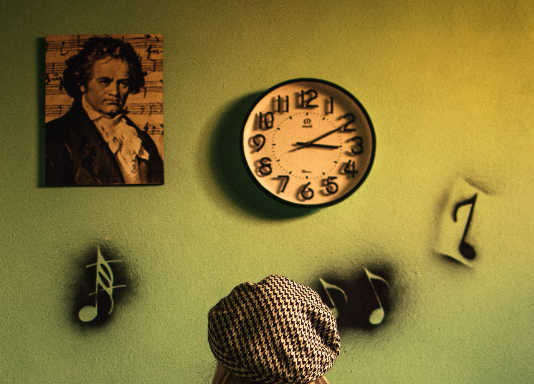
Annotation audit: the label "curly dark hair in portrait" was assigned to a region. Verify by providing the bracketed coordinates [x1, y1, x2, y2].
[62, 36, 145, 100]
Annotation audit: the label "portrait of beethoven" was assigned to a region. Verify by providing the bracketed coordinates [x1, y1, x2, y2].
[45, 34, 164, 186]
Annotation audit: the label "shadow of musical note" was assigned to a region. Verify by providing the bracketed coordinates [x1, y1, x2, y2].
[78, 246, 126, 322]
[364, 268, 390, 325]
[435, 179, 485, 266]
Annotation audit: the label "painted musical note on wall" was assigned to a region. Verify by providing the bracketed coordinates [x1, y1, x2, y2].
[435, 179, 488, 266]
[78, 246, 126, 322]
[364, 268, 390, 325]
[316, 265, 393, 331]
[72, 245, 130, 327]
[319, 278, 348, 319]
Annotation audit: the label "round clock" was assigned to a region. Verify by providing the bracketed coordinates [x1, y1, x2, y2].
[241, 78, 375, 207]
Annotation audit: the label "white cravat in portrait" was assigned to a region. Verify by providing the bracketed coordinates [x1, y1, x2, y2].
[82, 95, 150, 184]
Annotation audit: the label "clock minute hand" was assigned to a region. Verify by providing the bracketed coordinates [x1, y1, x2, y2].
[293, 126, 342, 150]
[307, 126, 343, 145]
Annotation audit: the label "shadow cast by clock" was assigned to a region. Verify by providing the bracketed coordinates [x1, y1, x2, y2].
[208, 92, 316, 220]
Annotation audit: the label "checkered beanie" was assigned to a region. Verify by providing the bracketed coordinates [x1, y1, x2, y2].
[208, 275, 340, 384]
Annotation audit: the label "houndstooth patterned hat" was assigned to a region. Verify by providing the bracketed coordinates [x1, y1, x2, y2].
[208, 275, 340, 384]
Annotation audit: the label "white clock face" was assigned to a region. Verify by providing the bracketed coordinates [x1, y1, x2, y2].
[242, 79, 375, 207]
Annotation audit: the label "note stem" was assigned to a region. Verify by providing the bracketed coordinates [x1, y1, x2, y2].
[453, 194, 478, 260]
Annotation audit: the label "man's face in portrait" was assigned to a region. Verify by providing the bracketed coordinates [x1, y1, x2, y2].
[81, 57, 131, 118]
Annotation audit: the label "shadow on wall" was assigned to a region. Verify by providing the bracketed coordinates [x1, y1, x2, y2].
[312, 263, 396, 332]
[208, 92, 316, 220]
[37, 37, 46, 188]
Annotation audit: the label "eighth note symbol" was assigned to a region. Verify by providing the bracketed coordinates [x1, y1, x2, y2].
[434, 179, 485, 266]
[78, 246, 126, 323]
[452, 193, 477, 260]
[364, 268, 390, 325]
[319, 278, 348, 319]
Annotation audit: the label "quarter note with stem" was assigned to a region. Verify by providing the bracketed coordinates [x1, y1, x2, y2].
[364, 268, 390, 325]
[319, 278, 348, 319]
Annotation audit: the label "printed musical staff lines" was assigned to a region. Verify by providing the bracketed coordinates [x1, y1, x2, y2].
[45, 34, 162, 55]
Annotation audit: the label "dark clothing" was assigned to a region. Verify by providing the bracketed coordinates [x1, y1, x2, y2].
[45, 102, 164, 186]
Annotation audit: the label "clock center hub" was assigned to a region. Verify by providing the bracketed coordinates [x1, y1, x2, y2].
[272, 112, 342, 180]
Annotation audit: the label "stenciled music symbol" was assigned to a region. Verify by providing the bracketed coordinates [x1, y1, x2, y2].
[452, 194, 477, 260]
[78, 246, 126, 322]
[364, 268, 390, 325]
[319, 278, 348, 318]
[435, 179, 485, 266]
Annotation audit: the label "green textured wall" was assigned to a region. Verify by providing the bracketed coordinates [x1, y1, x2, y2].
[1, 1, 534, 383]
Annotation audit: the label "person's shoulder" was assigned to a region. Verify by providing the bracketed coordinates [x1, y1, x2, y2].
[46, 103, 87, 134]
[46, 103, 75, 124]
[45, 113, 71, 139]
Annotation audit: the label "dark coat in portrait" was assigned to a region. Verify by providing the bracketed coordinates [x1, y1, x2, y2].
[45, 102, 164, 186]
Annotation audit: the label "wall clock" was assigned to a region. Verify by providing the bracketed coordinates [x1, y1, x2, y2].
[241, 78, 375, 207]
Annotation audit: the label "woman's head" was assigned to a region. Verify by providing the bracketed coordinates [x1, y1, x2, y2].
[212, 363, 331, 384]
[208, 275, 340, 384]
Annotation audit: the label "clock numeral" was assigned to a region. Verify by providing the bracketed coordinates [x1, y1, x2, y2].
[258, 157, 272, 176]
[300, 89, 318, 109]
[275, 95, 289, 113]
[342, 160, 358, 178]
[324, 176, 339, 195]
[338, 113, 356, 132]
[249, 134, 265, 152]
[275, 175, 290, 193]
[326, 97, 334, 115]
[300, 182, 314, 200]
[348, 136, 364, 155]
[259, 112, 274, 130]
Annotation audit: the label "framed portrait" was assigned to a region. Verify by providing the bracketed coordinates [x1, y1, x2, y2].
[44, 34, 164, 186]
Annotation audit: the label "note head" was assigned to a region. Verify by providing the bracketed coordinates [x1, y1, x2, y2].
[459, 242, 476, 260]
[369, 308, 385, 325]
[78, 305, 98, 322]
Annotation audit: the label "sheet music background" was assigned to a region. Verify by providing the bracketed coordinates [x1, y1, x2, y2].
[45, 34, 164, 159]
